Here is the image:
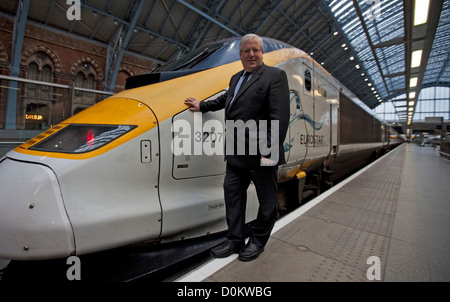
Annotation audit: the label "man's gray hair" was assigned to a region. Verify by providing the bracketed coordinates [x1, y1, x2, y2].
[239, 34, 264, 51]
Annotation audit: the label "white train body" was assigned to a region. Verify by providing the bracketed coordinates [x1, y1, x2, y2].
[0, 38, 401, 260]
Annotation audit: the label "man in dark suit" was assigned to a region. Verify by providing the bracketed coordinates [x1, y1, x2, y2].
[184, 34, 290, 261]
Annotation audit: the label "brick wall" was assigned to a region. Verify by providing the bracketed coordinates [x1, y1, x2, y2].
[0, 16, 157, 130]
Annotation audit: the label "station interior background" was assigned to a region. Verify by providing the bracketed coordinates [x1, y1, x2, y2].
[0, 0, 449, 157]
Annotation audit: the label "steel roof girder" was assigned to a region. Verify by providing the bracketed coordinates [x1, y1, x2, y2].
[176, 0, 240, 36]
[104, 0, 145, 92]
[247, 0, 287, 34]
[81, 1, 187, 50]
[186, 0, 229, 51]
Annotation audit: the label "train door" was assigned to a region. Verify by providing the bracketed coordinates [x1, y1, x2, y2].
[312, 72, 332, 159]
[300, 63, 315, 164]
[280, 59, 309, 167]
[329, 83, 339, 155]
[171, 93, 226, 179]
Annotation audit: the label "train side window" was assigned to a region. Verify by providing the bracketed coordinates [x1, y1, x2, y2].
[305, 69, 312, 92]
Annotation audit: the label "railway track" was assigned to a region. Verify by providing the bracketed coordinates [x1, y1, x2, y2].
[0, 232, 226, 282]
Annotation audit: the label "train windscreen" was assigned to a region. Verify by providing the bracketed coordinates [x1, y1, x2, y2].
[159, 37, 293, 72]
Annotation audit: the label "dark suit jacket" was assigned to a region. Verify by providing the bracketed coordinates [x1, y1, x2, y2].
[200, 63, 290, 168]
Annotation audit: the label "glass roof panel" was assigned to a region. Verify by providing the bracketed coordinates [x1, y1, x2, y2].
[424, 0, 450, 86]
[327, 0, 405, 105]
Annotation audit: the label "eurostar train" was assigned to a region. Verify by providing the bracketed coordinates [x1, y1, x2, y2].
[0, 37, 403, 260]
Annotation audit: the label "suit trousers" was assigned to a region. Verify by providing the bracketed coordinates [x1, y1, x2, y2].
[223, 162, 278, 248]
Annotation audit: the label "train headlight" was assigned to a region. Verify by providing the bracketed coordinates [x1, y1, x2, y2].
[29, 124, 137, 154]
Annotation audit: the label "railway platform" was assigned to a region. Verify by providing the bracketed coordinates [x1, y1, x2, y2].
[176, 143, 450, 282]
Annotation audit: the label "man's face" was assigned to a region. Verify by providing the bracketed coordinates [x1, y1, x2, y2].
[239, 39, 264, 72]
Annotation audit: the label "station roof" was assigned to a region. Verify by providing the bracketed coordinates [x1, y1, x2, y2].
[1, 0, 449, 125]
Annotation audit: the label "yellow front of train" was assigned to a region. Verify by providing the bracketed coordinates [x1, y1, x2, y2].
[0, 96, 163, 259]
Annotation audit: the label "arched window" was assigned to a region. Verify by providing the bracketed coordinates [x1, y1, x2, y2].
[23, 52, 55, 130]
[72, 62, 98, 113]
[27, 62, 39, 80]
[86, 74, 95, 97]
[41, 65, 52, 82]
[41, 65, 53, 99]
[24, 52, 54, 98]
[25, 62, 39, 97]
[75, 72, 84, 97]
[86, 74, 95, 90]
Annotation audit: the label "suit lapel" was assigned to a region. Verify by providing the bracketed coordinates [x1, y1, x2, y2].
[235, 70, 259, 99]
[225, 71, 244, 110]
[226, 64, 265, 113]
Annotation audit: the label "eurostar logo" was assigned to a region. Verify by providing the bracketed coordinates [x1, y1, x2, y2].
[283, 91, 326, 152]
[289, 91, 324, 130]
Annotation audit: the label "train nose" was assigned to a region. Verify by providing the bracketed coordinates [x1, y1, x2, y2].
[0, 158, 75, 260]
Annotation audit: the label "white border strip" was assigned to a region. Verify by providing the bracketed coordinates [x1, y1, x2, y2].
[175, 148, 398, 282]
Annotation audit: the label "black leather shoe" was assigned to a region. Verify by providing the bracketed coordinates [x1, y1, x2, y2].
[210, 240, 244, 258]
[238, 242, 264, 261]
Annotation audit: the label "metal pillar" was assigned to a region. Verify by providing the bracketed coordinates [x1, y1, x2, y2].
[5, 0, 30, 129]
[104, 0, 145, 92]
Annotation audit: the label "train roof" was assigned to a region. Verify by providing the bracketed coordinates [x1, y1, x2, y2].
[125, 37, 294, 89]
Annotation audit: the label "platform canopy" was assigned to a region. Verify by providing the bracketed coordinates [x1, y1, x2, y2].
[1, 0, 449, 124]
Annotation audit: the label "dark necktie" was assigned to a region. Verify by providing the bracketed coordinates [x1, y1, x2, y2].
[237, 72, 250, 95]
[228, 72, 252, 112]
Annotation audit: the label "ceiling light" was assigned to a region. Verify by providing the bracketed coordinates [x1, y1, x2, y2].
[409, 101, 415, 106]
[414, 0, 430, 26]
[410, 77, 418, 87]
[409, 92, 416, 99]
[411, 50, 423, 68]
